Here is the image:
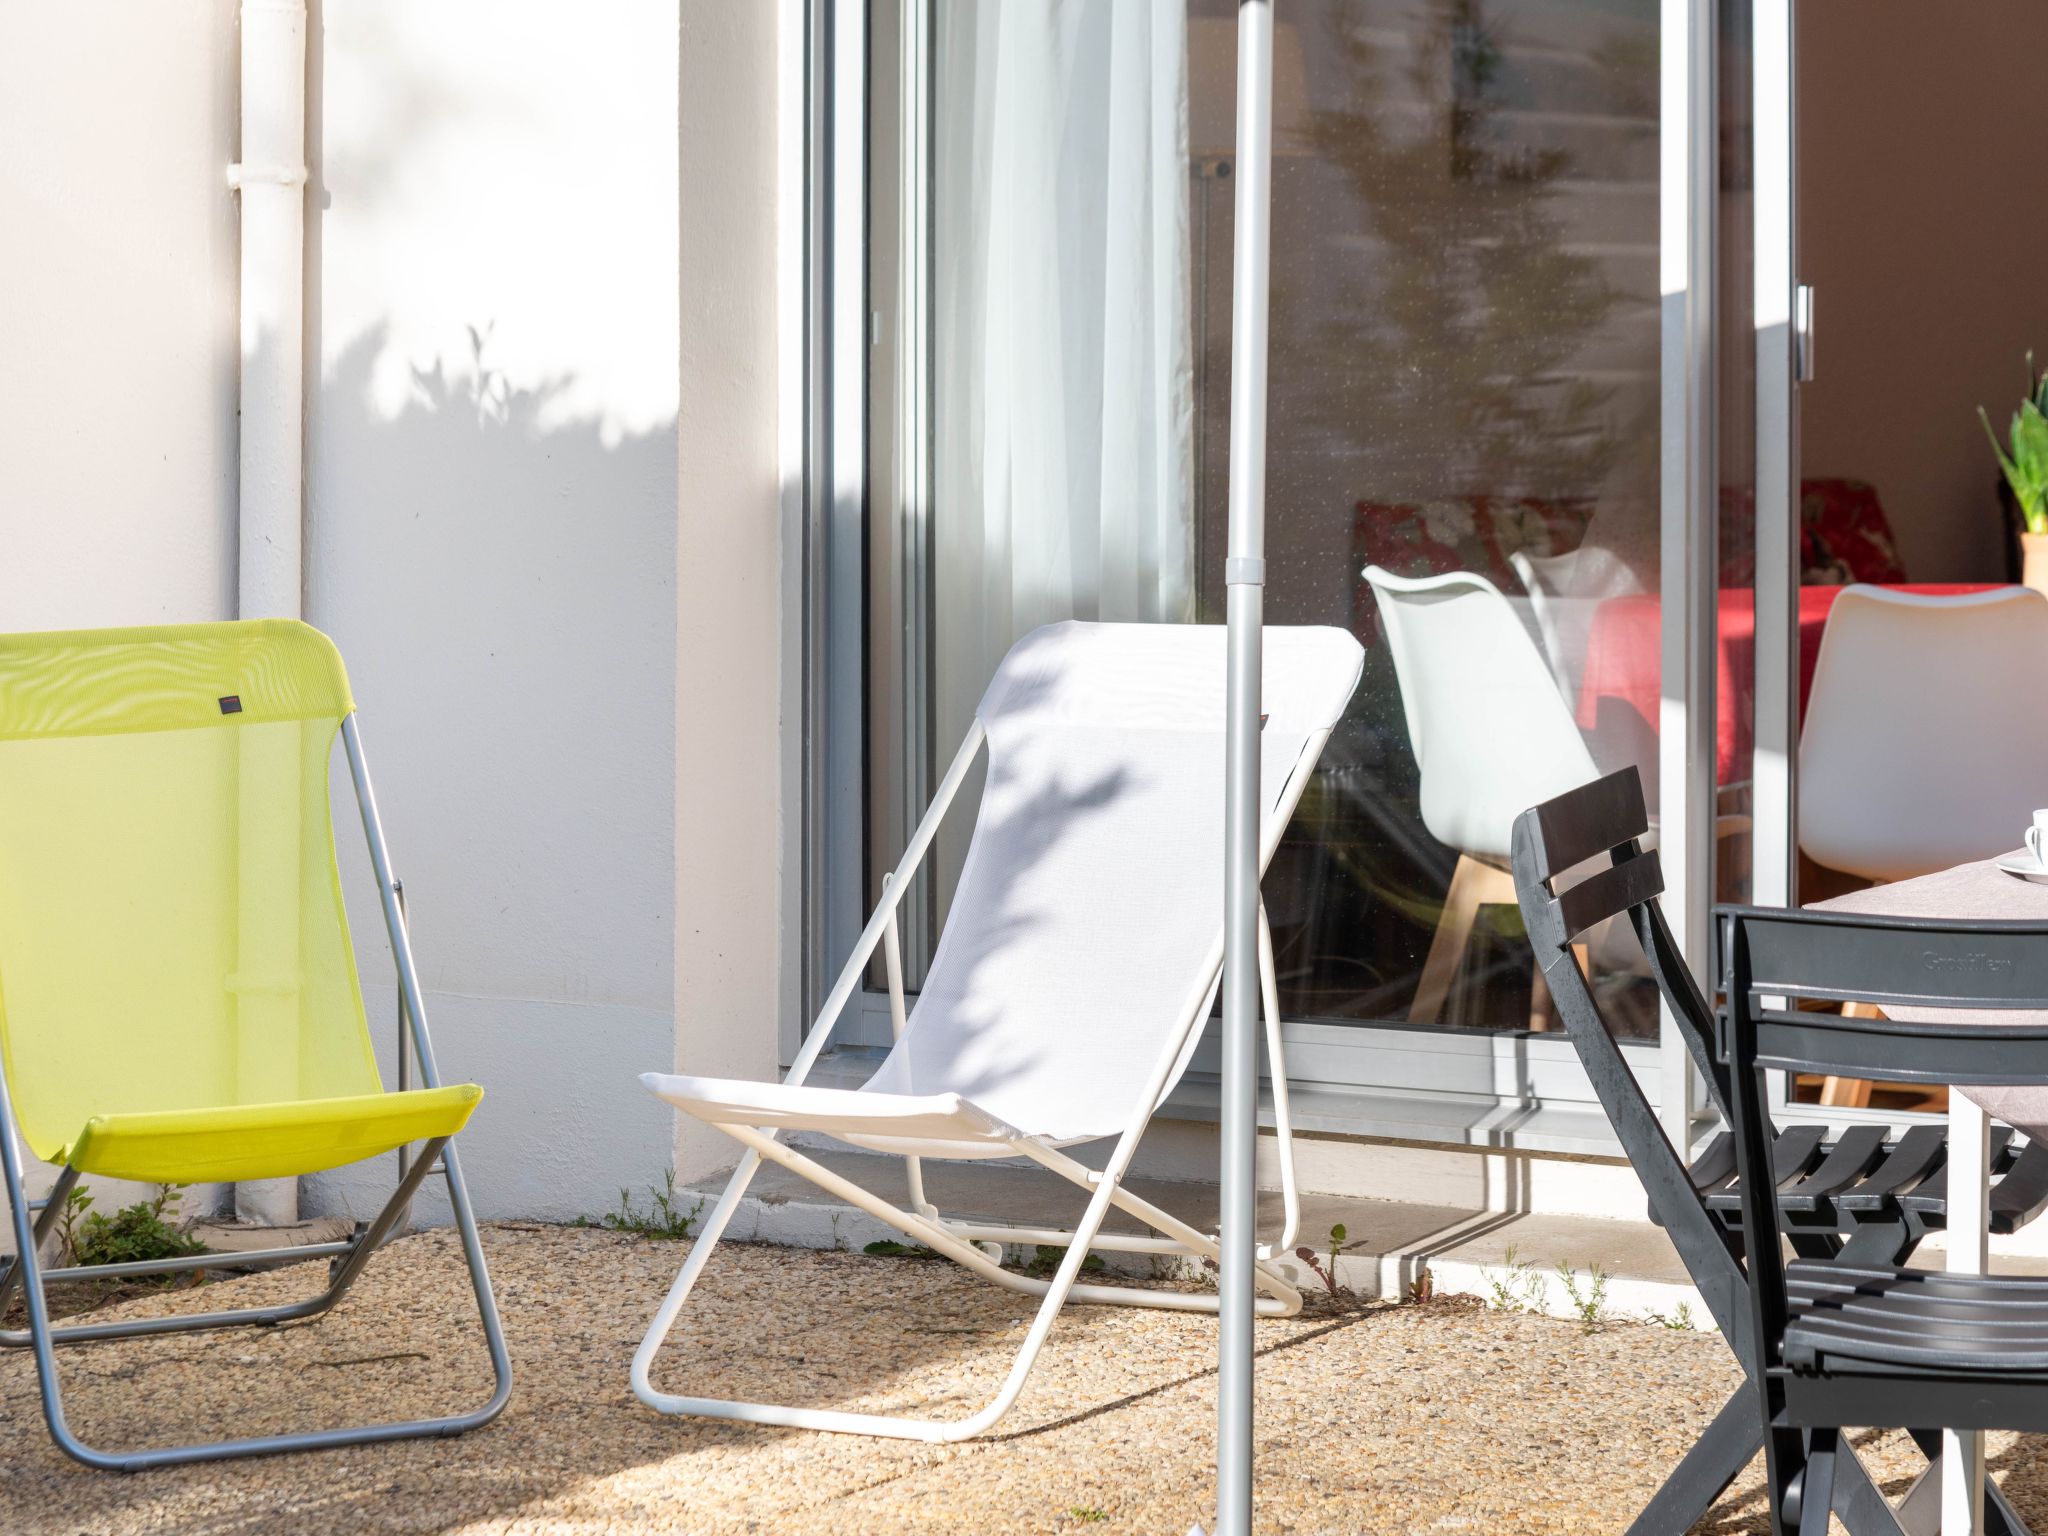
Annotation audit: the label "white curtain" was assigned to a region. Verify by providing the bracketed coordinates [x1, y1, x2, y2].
[932, 0, 1196, 775]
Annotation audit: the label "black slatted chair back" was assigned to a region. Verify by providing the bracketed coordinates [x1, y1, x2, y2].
[1511, 769, 1747, 1338]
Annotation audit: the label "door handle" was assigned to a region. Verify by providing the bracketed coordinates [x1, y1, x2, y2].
[1794, 284, 1816, 383]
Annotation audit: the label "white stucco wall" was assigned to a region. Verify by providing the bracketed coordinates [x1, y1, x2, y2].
[304, 0, 682, 1223]
[0, 2, 241, 1228]
[0, 0, 799, 1232]
[0, 1, 238, 629]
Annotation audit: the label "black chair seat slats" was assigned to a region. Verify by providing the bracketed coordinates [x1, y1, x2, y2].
[1685, 1123, 2044, 1234]
[1785, 1260, 2048, 1373]
[1693, 1124, 1825, 1205]
[1991, 1139, 2048, 1233]
[1834, 1123, 1947, 1212]
[1777, 1125, 1889, 1212]
[1901, 1124, 2015, 1216]
[1685, 1129, 1737, 1193]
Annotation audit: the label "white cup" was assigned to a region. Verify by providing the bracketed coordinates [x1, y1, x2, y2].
[2029, 810, 2048, 867]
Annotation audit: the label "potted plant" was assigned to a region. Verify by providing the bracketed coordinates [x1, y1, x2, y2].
[1981, 352, 2048, 595]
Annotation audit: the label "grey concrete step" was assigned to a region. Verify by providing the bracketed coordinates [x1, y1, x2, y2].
[687, 1148, 1712, 1330]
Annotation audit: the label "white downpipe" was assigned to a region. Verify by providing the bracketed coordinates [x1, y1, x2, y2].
[233, 0, 307, 619]
[229, 0, 309, 1229]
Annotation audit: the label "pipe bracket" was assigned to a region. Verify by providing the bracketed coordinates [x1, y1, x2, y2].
[227, 164, 309, 190]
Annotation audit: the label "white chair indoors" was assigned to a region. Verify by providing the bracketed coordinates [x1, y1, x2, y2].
[1508, 543, 1645, 709]
[1363, 567, 1601, 1027]
[1800, 584, 2048, 1106]
[1800, 583, 2048, 881]
[632, 620, 1364, 1442]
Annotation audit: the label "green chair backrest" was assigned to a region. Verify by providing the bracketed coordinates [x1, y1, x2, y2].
[0, 621, 382, 1161]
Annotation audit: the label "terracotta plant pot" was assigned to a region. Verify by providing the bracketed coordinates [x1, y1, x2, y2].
[2025, 530, 2048, 601]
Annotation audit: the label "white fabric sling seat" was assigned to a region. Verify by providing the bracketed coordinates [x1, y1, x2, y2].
[643, 1079, 1031, 1158]
[633, 620, 1363, 1441]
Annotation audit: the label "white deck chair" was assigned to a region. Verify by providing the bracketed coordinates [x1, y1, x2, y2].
[633, 620, 1363, 1441]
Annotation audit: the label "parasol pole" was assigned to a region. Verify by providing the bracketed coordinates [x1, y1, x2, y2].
[1216, 2, 1275, 1533]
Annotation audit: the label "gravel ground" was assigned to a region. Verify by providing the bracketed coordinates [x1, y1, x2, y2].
[0, 1224, 2042, 1535]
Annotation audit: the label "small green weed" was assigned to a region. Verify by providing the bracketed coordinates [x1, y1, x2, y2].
[1146, 1252, 1204, 1284]
[55, 1184, 92, 1257]
[1025, 1244, 1106, 1277]
[863, 1239, 942, 1260]
[1483, 1244, 1550, 1315]
[67, 1185, 205, 1270]
[1067, 1508, 1110, 1524]
[1294, 1221, 1357, 1296]
[1556, 1262, 1610, 1335]
[1645, 1300, 1698, 1332]
[583, 1170, 703, 1241]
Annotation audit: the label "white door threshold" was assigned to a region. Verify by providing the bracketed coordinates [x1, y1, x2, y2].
[687, 1147, 1717, 1329]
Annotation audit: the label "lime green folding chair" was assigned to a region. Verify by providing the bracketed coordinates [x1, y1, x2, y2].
[0, 619, 510, 1470]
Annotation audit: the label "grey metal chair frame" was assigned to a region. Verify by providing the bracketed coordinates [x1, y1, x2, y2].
[0, 715, 512, 1471]
[1723, 903, 2048, 1536]
[1512, 768, 2041, 1536]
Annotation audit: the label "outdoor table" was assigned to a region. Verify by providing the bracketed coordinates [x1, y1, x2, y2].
[1814, 857, 2048, 1536]
[1576, 584, 1992, 783]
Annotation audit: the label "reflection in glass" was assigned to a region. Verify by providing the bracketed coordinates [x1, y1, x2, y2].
[1205, 0, 1664, 1035]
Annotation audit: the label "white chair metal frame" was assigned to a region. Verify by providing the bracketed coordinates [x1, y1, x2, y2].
[631, 713, 1327, 1443]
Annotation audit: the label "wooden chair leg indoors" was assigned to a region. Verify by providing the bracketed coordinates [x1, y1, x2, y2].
[1410, 854, 1578, 1032]
[1409, 854, 1514, 1025]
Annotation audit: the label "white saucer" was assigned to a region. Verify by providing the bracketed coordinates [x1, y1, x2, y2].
[1996, 852, 2048, 885]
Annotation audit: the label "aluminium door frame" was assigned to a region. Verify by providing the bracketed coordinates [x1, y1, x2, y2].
[1657, 0, 1721, 1157]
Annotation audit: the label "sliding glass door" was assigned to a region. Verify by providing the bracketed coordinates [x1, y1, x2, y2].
[842, 0, 1779, 1139]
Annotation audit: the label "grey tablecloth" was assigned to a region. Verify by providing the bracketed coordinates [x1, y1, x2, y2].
[1813, 855, 2048, 1137]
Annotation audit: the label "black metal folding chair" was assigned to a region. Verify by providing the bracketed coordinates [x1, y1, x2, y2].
[1722, 903, 2048, 1536]
[1512, 768, 2046, 1536]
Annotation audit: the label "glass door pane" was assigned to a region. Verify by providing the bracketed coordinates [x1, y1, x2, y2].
[881, 0, 1671, 1038]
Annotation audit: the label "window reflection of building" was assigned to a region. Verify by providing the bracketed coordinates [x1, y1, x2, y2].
[1187, 0, 1662, 1033]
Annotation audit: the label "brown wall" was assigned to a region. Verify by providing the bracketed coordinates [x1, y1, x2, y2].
[1798, 0, 2048, 583]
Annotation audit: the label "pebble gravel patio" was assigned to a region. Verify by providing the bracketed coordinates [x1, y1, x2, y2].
[3, 1225, 2044, 1535]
